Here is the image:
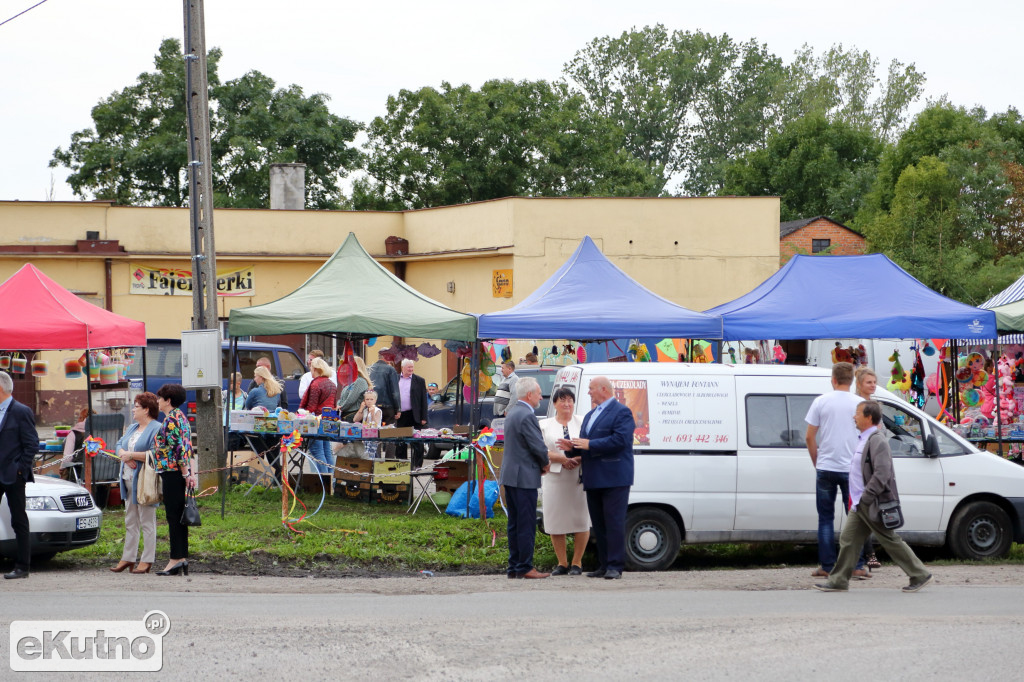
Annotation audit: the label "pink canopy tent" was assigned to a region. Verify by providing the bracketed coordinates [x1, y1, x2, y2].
[0, 264, 146, 350]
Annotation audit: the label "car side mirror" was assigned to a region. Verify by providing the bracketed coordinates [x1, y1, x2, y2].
[923, 434, 938, 457]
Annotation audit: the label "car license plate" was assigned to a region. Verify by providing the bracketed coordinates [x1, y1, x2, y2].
[76, 516, 99, 530]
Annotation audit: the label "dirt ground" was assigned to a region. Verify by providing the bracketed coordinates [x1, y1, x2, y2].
[11, 560, 1021, 595]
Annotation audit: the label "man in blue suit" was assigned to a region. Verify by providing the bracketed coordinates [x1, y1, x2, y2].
[498, 377, 550, 579]
[559, 376, 635, 579]
[0, 371, 38, 579]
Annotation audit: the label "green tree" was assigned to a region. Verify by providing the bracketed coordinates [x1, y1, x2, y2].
[51, 39, 360, 209]
[355, 79, 660, 210]
[720, 115, 884, 222]
[782, 44, 925, 142]
[564, 25, 787, 195]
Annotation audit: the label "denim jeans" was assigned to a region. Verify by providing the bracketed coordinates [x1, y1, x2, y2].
[308, 438, 334, 474]
[815, 469, 864, 572]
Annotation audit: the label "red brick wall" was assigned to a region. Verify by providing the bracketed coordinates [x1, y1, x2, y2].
[780, 219, 866, 263]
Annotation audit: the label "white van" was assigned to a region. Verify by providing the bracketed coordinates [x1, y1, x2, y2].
[551, 363, 1024, 571]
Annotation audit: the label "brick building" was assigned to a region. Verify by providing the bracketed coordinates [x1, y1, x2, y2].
[779, 216, 866, 263]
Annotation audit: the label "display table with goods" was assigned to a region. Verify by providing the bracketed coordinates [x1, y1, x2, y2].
[228, 407, 475, 504]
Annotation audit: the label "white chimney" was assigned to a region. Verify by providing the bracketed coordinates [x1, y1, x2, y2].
[269, 163, 306, 210]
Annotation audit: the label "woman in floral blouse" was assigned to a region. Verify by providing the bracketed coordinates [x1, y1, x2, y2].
[152, 384, 197, 576]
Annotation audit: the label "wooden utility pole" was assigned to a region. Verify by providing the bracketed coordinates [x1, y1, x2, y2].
[183, 0, 223, 489]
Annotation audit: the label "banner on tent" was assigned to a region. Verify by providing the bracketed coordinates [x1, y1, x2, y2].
[130, 264, 255, 297]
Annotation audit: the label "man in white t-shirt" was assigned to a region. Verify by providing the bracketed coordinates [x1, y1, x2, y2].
[805, 362, 868, 579]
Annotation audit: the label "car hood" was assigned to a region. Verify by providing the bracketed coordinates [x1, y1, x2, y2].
[26, 477, 92, 496]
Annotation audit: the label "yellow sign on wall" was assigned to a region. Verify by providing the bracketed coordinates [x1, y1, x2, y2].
[492, 269, 513, 298]
[130, 264, 255, 297]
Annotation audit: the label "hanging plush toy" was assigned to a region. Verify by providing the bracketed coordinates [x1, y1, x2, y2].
[727, 346, 737, 364]
[773, 344, 786, 364]
[887, 350, 912, 392]
[909, 347, 927, 408]
[857, 344, 868, 366]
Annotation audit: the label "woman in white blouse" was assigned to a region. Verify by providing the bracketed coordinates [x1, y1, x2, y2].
[539, 386, 590, 575]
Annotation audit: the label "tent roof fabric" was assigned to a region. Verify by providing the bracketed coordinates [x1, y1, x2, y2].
[705, 254, 998, 341]
[228, 232, 478, 341]
[0, 264, 146, 350]
[990, 299, 1024, 333]
[476, 236, 723, 340]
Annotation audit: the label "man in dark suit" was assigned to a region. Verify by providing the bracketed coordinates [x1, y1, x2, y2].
[396, 359, 429, 469]
[560, 376, 635, 580]
[369, 351, 401, 425]
[498, 377, 550, 579]
[0, 371, 38, 579]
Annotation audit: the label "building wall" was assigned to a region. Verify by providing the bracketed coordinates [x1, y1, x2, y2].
[1, 196, 780, 422]
[780, 219, 866, 262]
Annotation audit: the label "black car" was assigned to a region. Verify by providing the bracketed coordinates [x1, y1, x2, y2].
[427, 366, 560, 429]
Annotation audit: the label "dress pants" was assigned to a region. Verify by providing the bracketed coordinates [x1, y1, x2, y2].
[121, 475, 156, 563]
[395, 411, 424, 470]
[379, 405, 396, 426]
[586, 486, 630, 573]
[826, 506, 930, 590]
[0, 479, 30, 570]
[504, 485, 539, 575]
[159, 470, 189, 559]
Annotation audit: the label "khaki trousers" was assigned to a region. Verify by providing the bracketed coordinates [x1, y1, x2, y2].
[826, 506, 929, 589]
[121, 475, 157, 563]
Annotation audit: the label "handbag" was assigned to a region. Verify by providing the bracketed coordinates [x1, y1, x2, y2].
[878, 500, 904, 529]
[181, 487, 202, 527]
[136, 450, 163, 506]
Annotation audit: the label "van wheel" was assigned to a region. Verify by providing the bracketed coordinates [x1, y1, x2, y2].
[948, 501, 1012, 560]
[625, 507, 681, 572]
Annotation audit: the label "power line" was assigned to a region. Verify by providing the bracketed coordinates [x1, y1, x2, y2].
[0, 0, 49, 28]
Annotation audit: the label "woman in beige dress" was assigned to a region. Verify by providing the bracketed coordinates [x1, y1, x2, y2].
[539, 387, 590, 575]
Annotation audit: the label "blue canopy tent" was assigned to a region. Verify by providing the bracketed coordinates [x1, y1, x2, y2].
[705, 254, 998, 341]
[477, 236, 723, 341]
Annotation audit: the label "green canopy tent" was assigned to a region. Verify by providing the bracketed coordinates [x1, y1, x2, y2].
[991, 299, 1024, 333]
[228, 232, 477, 341]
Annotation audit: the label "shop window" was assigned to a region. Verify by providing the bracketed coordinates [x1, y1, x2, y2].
[812, 239, 831, 253]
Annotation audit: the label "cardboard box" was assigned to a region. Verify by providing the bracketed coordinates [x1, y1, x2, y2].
[229, 411, 255, 431]
[342, 423, 362, 438]
[381, 426, 414, 438]
[320, 420, 341, 437]
[333, 480, 371, 503]
[254, 416, 278, 433]
[333, 456, 411, 484]
[375, 482, 410, 504]
[361, 427, 379, 439]
[277, 419, 295, 434]
[452, 425, 471, 435]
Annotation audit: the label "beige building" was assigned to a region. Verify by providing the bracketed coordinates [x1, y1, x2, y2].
[0, 196, 780, 422]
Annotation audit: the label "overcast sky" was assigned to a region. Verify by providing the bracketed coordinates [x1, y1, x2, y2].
[1, 0, 1020, 202]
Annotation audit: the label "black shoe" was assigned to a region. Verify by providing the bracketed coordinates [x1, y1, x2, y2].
[902, 573, 933, 593]
[4, 567, 29, 580]
[507, 572, 523, 579]
[604, 569, 622, 580]
[156, 560, 189, 576]
[550, 565, 570, 576]
[568, 565, 583, 576]
[586, 569, 606, 578]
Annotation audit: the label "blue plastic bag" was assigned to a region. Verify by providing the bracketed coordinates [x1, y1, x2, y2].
[445, 480, 500, 519]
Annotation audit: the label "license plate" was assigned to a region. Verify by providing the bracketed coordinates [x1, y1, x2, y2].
[76, 516, 99, 530]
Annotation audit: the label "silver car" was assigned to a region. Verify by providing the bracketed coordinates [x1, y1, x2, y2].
[0, 477, 103, 561]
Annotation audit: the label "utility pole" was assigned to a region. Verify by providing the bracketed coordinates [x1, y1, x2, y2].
[183, 0, 223, 489]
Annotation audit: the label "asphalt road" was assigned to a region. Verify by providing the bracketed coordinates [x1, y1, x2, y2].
[2, 567, 1022, 681]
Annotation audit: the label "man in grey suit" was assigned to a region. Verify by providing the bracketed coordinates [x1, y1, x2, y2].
[0, 371, 38, 579]
[498, 377, 550, 579]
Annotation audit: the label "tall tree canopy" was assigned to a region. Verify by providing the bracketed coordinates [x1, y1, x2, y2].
[563, 26, 925, 196]
[720, 115, 884, 222]
[858, 103, 1024, 303]
[354, 79, 660, 210]
[51, 39, 360, 209]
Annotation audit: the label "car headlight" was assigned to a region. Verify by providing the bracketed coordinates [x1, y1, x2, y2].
[25, 496, 59, 511]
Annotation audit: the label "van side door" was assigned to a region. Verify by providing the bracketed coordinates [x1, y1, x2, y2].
[874, 399, 944, 531]
[735, 376, 821, 533]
